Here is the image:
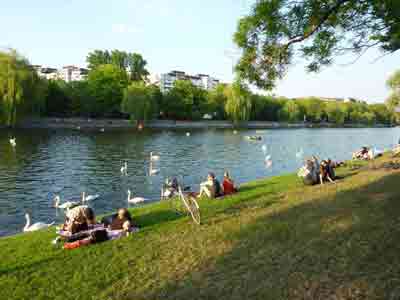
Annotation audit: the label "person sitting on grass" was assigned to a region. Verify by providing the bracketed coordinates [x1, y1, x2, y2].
[222, 171, 238, 195]
[198, 173, 223, 198]
[319, 160, 335, 185]
[109, 208, 133, 231]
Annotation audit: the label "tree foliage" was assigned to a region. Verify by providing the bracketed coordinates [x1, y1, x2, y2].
[224, 81, 252, 122]
[0, 50, 48, 126]
[234, 0, 400, 89]
[87, 64, 128, 116]
[86, 50, 149, 82]
[121, 82, 158, 121]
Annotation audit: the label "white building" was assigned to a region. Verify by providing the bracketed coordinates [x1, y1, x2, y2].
[59, 66, 88, 82]
[31, 65, 88, 82]
[160, 70, 220, 93]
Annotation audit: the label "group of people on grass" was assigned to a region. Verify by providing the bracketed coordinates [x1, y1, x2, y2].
[298, 156, 343, 186]
[198, 171, 238, 199]
[58, 206, 136, 249]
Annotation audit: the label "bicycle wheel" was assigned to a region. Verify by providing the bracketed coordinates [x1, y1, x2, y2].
[179, 187, 201, 225]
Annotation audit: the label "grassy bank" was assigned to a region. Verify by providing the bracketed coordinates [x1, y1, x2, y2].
[1, 155, 400, 299]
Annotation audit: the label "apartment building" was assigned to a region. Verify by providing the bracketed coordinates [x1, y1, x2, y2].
[160, 70, 220, 93]
[31, 65, 88, 82]
[60, 66, 89, 82]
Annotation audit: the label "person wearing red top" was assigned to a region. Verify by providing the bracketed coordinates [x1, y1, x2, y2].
[222, 172, 237, 195]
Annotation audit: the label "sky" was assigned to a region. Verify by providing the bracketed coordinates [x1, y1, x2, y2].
[1, 0, 399, 103]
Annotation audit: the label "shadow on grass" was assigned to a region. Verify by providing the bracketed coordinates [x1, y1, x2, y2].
[134, 171, 400, 300]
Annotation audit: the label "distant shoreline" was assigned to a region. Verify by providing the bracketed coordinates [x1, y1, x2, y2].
[2, 118, 394, 130]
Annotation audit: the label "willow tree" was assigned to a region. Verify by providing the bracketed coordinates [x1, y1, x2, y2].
[234, 0, 400, 89]
[0, 50, 32, 126]
[224, 81, 252, 122]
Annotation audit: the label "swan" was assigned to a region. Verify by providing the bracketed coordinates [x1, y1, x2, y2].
[296, 148, 304, 159]
[150, 152, 160, 161]
[149, 162, 159, 176]
[53, 195, 80, 209]
[265, 155, 272, 168]
[186, 132, 191, 137]
[84, 192, 100, 202]
[149, 168, 160, 175]
[23, 213, 54, 232]
[261, 145, 267, 154]
[127, 189, 147, 204]
[121, 162, 128, 175]
[9, 137, 16, 147]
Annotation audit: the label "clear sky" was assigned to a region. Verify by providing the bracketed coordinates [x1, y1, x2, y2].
[1, 0, 399, 102]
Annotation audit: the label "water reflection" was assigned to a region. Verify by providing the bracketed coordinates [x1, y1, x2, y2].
[0, 127, 399, 236]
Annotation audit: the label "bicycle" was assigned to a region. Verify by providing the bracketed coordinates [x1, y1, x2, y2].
[161, 177, 201, 225]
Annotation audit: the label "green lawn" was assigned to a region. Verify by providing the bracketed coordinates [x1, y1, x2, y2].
[1, 156, 400, 299]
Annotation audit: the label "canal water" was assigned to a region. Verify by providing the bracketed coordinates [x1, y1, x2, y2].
[0, 127, 399, 236]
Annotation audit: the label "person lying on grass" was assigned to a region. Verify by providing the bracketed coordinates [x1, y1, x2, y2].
[61, 206, 96, 234]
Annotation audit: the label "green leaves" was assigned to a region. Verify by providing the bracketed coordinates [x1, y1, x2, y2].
[234, 0, 400, 89]
[121, 82, 158, 121]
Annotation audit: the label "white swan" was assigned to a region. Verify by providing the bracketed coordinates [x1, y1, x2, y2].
[23, 213, 54, 232]
[121, 162, 128, 175]
[127, 189, 147, 204]
[261, 145, 267, 154]
[84, 192, 100, 202]
[9, 138, 16, 147]
[265, 155, 272, 168]
[53, 195, 80, 209]
[296, 148, 304, 159]
[150, 152, 160, 161]
[149, 162, 159, 176]
[186, 132, 191, 137]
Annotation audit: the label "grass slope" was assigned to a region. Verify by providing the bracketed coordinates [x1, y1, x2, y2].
[1, 156, 400, 299]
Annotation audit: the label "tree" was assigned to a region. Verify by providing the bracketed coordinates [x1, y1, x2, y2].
[207, 84, 228, 120]
[121, 82, 158, 121]
[386, 70, 400, 123]
[110, 50, 128, 70]
[87, 64, 128, 116]
[279, 99, 301, 122]
[86, 50, 111, 70]
[127, 53, 149, 82]
[297, 98, 325, 122]
[0, 50, 47, 126]
[234, 0, 400, 89]
[224, 81, 252, 122]
[325, 102, 346, 124]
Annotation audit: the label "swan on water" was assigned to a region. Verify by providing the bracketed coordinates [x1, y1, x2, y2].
[9, 138, 16, 147]
[149, 162, 159, 176]
[186, 132, 191, 137]
[53, 195, 80, 209]
[84, 192, 100, 202]
[121, 162, 128, 175]
[23, 213, 54, 232]
[127, 189, 147, 204]
[261, 145, 267, 154]
[296, 148, 304, 159]
[150, 152, 160, 161]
